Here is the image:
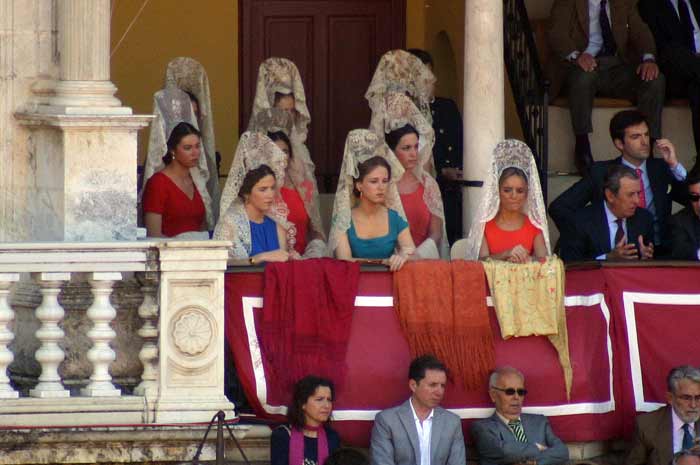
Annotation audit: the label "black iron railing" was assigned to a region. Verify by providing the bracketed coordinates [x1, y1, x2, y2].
[503, 0, 549, 202]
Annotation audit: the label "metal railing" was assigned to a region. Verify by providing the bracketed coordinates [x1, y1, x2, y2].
[503, 0, 550, 202]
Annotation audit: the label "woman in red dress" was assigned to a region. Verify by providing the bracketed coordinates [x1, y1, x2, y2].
[479, 166, 548, 263]
[267, 130, 316, 255]
[386, 124, 442, 252]
[143, 122, 206, 238]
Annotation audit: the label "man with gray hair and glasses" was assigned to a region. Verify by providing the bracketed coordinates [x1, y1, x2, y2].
[626, 365, 700, 465]
[471, 367, 569, 465]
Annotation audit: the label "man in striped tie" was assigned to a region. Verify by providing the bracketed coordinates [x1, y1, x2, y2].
[471, 367, 569, 465]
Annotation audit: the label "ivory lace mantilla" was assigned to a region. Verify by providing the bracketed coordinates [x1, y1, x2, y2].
[248, 58, 325, 254]
[214, 131, 293, 259]
[464, 139, 551, 260]
[142, 85, 215, 230]
[365, 49, 436, 129]
[371, 92, 448, 258]
[327, 129, 407, 256]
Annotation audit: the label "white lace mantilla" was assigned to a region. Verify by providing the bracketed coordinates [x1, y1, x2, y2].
[365, 50, 436, 130]
[214, 131, 293, 259]
[464, 139, 551, 260]
[371, 92, 448, 259]
[248, 58, 325, 255]
[142, 57, 219, 228]
[327, 129, 407, 256]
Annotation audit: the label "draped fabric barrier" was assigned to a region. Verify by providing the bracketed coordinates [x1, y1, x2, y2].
[225, 265, 700, 447]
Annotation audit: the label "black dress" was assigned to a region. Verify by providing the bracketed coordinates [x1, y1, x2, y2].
[270, 425, 341, 465]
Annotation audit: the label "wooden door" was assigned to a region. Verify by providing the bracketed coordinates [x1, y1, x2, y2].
[240, 0, 406, 192]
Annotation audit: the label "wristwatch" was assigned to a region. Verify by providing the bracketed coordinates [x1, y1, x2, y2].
[249, 256, 256, 265]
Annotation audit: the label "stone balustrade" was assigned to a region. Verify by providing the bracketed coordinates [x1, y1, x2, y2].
[0, 240, 234, 427]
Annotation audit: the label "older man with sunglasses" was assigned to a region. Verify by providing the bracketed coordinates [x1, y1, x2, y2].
[626, 366, 700, 465]
[471, 367, 569, 465]
[671, 176, 700, 260]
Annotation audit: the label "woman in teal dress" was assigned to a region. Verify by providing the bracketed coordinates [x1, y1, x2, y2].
[328, 129, 415, 271]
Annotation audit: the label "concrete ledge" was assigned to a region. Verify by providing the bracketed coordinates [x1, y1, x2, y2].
[0, 424, 271, 465]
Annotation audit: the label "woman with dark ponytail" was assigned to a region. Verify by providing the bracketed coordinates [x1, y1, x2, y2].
[143, 122, 207, 238]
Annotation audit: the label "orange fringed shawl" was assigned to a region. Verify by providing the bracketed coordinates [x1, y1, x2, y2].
[393, 260, 495, 390]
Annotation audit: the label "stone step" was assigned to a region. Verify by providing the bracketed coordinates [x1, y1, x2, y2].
[548, 104, 696, 173]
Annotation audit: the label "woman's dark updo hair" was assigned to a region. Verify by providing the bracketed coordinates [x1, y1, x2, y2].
[352, 156, 392, 198]
[287, 375, 334, 429]
[498, 167, 528, 187]
[163, 122, 201, 165]
[267, 131, 293, 159]
[238, 164, 276, 199]
[274, 92, 294, 105]
[384, 124, 419, 151]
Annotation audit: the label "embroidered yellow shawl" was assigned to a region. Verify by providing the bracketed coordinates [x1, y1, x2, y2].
[482, 257, 572, 398]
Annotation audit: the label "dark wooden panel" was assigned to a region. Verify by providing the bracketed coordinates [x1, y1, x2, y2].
[240, 0, 406, 192]
[325, 16, 376, 188]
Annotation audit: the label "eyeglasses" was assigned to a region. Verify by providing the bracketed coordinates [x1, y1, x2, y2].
[492, 387, 528, 396]
[676, 394, 700, 403]
[689, 193, 700, 203]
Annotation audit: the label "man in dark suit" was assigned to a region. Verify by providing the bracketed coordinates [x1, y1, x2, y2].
[547, 0, 665, 173]
[559, 164, 655, 261]
[370, 355, 466, 465]
[671, 175, 700, 259]
[626, 365, 700, 465]
[639, 0, 700, 172]
[408, 49, 464, 244]
[471, 366, 569, 465]
[549, 110, 688, 256]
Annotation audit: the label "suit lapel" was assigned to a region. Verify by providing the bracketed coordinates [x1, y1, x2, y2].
[398, 401, 422, 464]
[520, 414, 534, 442]
[658, 406, 674, 464]
[593, 202, 613, 254]
[430, 409, 443, 464]
[686, 210, 700, 246]
[577, 0, 590, 38]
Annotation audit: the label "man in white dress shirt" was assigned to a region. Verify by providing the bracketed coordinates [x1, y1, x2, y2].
[547, 0, 664, 174]
[370, 355, 466, 465]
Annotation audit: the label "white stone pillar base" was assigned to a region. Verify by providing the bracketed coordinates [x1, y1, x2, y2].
[14, 113, 152, 242]
[156, 241, 235, 420]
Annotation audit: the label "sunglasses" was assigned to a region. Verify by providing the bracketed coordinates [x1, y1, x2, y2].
[689, 193, 700, 203]
[492, 387, 528, 396]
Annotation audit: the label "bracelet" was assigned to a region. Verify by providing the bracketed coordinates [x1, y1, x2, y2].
[249, 256, 256, 265]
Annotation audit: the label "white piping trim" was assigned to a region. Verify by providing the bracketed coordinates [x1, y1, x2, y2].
[622, 292, 700, 412]
[240, 293, 615, 419]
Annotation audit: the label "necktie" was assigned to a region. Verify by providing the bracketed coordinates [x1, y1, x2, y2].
[599, 0, 618, 56]
[635, 168, 647, 208]
[678, 0, 697, 53]
[683, 423, 695, 450]
[614, 218, 625, 245]
[508, 419, 528, 443]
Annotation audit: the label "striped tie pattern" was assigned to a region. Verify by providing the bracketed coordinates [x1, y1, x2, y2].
[508, 419, 528, 443]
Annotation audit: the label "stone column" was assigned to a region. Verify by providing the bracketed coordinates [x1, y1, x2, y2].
[13, 0, 151, 241]
[462, 0, 504, 234]
[45, 0, 123, 112]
